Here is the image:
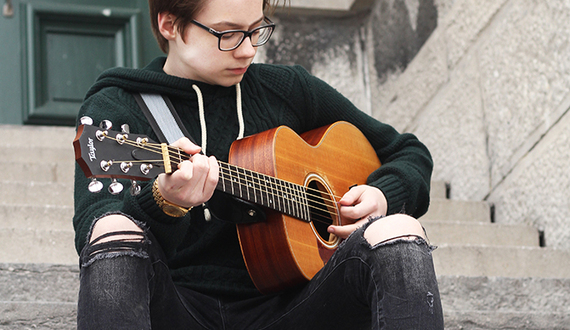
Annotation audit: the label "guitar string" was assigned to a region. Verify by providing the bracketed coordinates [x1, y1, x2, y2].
[164, 144, 341, 221]
[131, 139, 343, 215]
[107, 136, 342, 221]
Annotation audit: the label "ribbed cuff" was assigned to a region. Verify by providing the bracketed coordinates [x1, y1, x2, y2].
[370, 175, 410, 215]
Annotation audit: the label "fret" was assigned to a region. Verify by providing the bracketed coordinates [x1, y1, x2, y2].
[295, 185, 307, 221]
[284, 181, 293, 217]
[234, 167, 242, 198]
[238, 167, 250, 200]
[230, 166, 237, 196]
[250, 171, 260, 204]
[265, 176, 275, 209]
[300, 186, 309, 220]
[219, 162, 227, 192]
[288, 181, 299, 219]
[271, 177, 283, 213]
[300, 185, 308, 220]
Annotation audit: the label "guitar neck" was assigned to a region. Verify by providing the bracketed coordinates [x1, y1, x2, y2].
[216, 162, 311, 222]
[73, 124, 313, 222]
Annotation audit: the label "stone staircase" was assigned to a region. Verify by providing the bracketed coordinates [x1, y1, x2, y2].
[1, 124, 569, 329]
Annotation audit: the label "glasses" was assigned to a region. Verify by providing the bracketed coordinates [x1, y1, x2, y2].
[191, 17, 275, 51]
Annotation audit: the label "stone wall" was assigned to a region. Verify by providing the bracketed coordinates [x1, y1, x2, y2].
[263, 0, 570, 250]
[258, 0, 439, 114]
[388, 0, 570, 250]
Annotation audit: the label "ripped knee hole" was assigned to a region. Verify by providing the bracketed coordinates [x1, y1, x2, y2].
[363, 214, 426, 246]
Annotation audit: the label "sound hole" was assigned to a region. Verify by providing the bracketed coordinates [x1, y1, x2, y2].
[307, 180, 338, 245]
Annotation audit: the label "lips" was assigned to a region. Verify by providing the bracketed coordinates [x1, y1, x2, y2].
[229, 67, 248, 75]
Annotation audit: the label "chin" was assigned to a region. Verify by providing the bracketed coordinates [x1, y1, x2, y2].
[217, 76, 244, 87]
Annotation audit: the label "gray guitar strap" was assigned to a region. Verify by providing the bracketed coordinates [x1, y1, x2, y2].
[133, 93, 197, 146]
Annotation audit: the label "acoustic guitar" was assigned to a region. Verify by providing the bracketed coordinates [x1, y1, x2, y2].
[74, 120, 381, 293]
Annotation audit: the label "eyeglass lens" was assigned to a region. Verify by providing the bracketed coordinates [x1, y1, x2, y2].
[219, 26, 273, 51]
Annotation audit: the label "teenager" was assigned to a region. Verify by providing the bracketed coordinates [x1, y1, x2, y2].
[73, 0, 444, 328]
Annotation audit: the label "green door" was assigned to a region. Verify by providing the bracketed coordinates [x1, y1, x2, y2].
[0, 0, 161, 126]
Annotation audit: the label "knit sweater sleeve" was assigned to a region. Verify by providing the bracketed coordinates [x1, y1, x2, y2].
[263, 65, 433, 218]
[72, 87, 191, 256]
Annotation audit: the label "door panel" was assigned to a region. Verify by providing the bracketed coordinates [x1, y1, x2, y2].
[0, 0, 161, 126]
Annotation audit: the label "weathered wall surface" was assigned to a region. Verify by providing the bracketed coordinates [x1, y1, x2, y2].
[262, 0, 570, 249]
[372, 0, 570, 249]
[259, 0, 439, 114]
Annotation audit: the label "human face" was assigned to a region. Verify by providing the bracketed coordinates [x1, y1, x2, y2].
[162, 0, 265, 87]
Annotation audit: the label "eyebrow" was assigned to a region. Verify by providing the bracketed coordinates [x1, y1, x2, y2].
[209, 16, 265, 31]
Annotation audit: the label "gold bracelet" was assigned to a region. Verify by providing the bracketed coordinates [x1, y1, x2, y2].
[152, 180, 192, 217]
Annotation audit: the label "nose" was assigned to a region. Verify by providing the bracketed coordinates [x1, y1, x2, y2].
[233, 36, 257, 58]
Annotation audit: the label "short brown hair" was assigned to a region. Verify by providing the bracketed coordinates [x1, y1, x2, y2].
[149, 0, 275, 53]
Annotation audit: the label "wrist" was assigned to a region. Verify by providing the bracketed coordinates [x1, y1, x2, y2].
[152, 179, 192, 217]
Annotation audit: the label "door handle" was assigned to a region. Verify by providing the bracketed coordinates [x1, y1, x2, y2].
[3, 0, 13, 18]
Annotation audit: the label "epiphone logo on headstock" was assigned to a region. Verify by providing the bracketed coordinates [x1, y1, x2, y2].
[87, 137, 97, 161]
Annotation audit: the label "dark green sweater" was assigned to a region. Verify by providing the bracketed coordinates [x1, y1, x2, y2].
[73, 57, 433, 297]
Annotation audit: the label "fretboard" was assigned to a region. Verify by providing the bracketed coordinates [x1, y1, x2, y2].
[217, 162, 311, 222]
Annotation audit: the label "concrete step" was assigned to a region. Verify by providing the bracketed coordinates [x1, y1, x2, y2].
[421, 198, 491, 223]
[423, 221, 539, 247]
[443, 310, 570, 330]
[0, 125, 75, 149]
[433, 245, 570, 278]
[430, 180, 448, 200]
[438, 276, 570, 315]
[2, 264, 570, 330]
[0, 145, 74, 165]
[0, 264, 79, 302]
[0, 263, 78, 330]
[0, 160, 74, 183]
[0, 302, 77, 330]
[439, 275, 570, 329]
[0, 181, 73, 207]
[0, 228, 77, 264]
[0, 204, 74, 231]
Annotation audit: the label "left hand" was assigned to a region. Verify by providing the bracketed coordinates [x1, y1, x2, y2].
[327, 185, 387, 239]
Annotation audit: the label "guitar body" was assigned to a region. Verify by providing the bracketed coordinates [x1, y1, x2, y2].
[229, 121, 381, 293]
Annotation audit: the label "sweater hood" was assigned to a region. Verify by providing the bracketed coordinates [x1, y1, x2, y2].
[84, 57, 237, 101]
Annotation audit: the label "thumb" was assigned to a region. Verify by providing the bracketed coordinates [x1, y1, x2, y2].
[339, 185, 365, 206]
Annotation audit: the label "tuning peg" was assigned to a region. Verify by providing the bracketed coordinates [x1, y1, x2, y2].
[108, 178, 124, 195]
[140, 163, 153, 175]
[88, 178, 103, 193]
[130, 180, 141, 196]
[120, 162, 133, 173]
[116, 133, 128, 145]
[80, 116, 94, 126]
[136, 137, 149, 147]
[99, 120, 113, 130]
[100, 160, 113, 172]
[121, 124, 130, 134]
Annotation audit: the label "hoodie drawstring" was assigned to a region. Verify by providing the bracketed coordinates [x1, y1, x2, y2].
[192, 83, 244, 156]
[191, 83, 245, 221]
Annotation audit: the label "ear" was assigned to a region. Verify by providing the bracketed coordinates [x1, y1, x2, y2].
[158, 12, 177, 41]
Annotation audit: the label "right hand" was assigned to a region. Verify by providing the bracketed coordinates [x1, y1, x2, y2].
[156, 137, 219, 208]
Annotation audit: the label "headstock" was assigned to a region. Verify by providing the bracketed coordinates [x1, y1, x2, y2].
[73, 117, 169, 195]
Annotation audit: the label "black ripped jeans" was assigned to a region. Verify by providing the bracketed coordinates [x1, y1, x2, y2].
[77, 219, 444, 329]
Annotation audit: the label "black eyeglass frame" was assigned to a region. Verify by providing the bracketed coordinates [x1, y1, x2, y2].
[191, 17, 276, 51]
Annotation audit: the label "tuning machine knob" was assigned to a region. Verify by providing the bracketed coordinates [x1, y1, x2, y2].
[88, 178, 103, 193]
[121, 124, 130, 134]
[80, 116, 94, 126]
[99, 120, 113, 130]
[108, 178, 124, 195]
[130, 180, 141, 196]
